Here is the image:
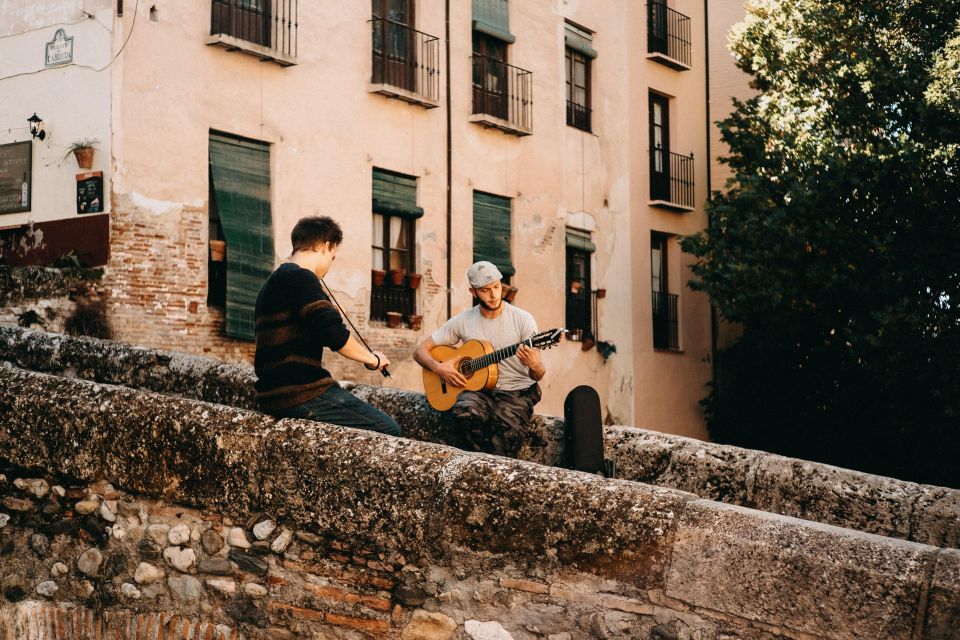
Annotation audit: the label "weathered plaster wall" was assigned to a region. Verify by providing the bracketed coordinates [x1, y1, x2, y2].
[0, 365, 956, 639]
[0, 325, 957, 552]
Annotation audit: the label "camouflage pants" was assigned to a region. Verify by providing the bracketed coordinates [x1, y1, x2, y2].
[451, 384, 541, 458]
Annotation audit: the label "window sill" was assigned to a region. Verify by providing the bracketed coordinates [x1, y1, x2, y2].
[469, 113, 532, 137]
[653, 346, 684, 354]
[206, 34, 297, 67]
[646, 52, 691, 71]
[649, 199, 695, 213]
[369, 83, 440, 109]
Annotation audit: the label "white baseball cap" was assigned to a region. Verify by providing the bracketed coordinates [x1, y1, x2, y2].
[467, 261, 504, 288]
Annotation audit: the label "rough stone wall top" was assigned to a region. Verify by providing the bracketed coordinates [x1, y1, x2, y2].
[0, 365, 957, 639]
[1, 324, 958, 549]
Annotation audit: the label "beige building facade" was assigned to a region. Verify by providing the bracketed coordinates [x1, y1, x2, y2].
[1, 0, 713, 439]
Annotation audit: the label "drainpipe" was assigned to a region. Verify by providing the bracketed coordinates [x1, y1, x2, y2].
[444, 0, 453, 319]
[704, 0, 719, 388]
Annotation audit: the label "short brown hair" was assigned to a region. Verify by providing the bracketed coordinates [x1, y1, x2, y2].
[291, 216, 343, 252]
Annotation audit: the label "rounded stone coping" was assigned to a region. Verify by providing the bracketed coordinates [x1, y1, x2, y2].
[0, 366, 954, 636]
[1, 324, 958, 550]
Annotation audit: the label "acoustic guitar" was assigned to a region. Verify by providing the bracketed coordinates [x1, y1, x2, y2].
[423, 328, 563, 411]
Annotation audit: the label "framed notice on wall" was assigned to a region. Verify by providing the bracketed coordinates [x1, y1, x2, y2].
[0, 141, 32, 215]
[76, 171, 104, 214]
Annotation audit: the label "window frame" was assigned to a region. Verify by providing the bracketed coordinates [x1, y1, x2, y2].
[565, 47, 592, 131]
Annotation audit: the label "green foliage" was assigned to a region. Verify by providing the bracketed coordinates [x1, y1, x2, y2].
[596, 340, 617, 363]
[682, 0, 960, 487]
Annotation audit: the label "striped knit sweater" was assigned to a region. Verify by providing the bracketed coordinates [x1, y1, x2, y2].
[253, 263, 351, 412]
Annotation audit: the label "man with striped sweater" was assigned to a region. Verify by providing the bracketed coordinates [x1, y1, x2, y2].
[253, 216, 401, 436]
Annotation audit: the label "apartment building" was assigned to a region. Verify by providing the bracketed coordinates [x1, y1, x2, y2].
[0, 0, 711, 438]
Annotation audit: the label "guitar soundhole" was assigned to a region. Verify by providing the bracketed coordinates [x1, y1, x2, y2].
[458, 358, 474, 380]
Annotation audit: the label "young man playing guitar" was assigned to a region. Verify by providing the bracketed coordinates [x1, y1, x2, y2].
[414, 261, 546, 457]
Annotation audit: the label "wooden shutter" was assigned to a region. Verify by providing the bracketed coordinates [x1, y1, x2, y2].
[472, 191, 515, 276]
[564, 22, 597, 59]
[472, 0, 515, 43]
[372, 168, 423, 218]
[209, 132, 275, 341]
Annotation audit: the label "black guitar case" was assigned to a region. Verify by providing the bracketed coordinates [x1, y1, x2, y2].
[563, 385, 616, 478]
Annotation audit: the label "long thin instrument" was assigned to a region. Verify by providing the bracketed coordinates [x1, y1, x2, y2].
[318, 278, 391, 378]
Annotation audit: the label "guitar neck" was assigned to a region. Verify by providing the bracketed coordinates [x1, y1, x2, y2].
[467, 340, 529, 374]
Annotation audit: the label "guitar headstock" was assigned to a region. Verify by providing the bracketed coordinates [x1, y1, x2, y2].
[530, 328, 564, 350]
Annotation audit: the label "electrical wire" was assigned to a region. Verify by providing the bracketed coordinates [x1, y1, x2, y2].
[0, 0, 139, 82]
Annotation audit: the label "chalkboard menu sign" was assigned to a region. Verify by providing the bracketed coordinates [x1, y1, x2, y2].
[0, 141, 32, 215]
[76, 171, 104, 214]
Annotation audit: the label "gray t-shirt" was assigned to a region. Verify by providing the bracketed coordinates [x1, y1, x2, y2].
[431, 302, 538, 392]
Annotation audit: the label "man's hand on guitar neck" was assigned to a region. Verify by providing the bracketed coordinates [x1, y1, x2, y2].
[517, 343, 546, 382]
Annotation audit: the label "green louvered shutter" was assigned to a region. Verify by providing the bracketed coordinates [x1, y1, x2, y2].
[565, 227, 596, 253]
[473, 191, 515, 276]
[372, 168, 424, 218]
[209, 132, 275, 341]
[472, 0, 515, 43]
[565, 22, 598, 59]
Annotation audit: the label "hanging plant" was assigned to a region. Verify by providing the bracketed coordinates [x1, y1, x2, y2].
[596, 340, 617, 363]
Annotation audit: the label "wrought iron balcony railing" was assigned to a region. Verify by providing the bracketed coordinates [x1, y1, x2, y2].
[209, 0, 297, 66]
[647, 2, 691, 70]
[566, 100, 592, 132]
[370, 18, 440, 107]
[371, 282, 415, 322]
[652, 291, 680, 350]
[471, 55, 533, 135]
[650, 147, 695, 210]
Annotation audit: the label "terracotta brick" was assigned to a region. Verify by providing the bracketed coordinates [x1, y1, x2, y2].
[325, 613, 390, 633]
[550, 586, 598, 606]
[360, 596, 392, 612]
[308, 584, 361, 606]
[600, 595, 654, 615]
[267, 602, 325, 622]
[366, 560, 394, 572]
[500, 578, 549, 594]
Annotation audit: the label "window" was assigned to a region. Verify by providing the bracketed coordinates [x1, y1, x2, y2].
[649, 92, 670, 202]
[647, 0, 692, 69]
[565, 22, 596, 132]
[472, 31, 509, 121]
[371, 168, 423, 323]
[208, 131, 275, 341]
[472, 191, 514, 284]
[372, 0, 415, 91]
[211, 0, 271, 47]
[651, 232, 679, 350]
[565, 228, 595, 339]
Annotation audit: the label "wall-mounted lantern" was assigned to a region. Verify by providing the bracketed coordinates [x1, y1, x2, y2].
[27, 114, 46, 141]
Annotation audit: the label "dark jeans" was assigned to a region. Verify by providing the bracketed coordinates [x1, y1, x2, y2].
[451, 383, 541, 457]
[272, 385, 401, 437]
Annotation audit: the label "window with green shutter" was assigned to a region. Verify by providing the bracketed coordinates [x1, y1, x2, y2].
[472, 0, 515, 44]
[371, 168, 420, 322]
[472, 190, 514, 279]
[208, 131, 275, 341]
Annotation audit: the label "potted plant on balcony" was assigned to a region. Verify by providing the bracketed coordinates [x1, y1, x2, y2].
[407, 314, 423, 331]
[372, 269, 387, 286]
[504, 286, 519, 303]
[64, 138, 99, 170]
[209, 239, 226, 262]
[407, 272, 422, 289]
[596, 340, 617, 363]
[385, 311, 403, 328]
[389, 269, 405, 286]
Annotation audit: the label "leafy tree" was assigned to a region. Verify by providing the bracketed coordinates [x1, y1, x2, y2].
[682, 0, 960, 487]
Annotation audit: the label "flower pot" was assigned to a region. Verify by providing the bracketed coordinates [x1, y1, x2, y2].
[389, 269, 405, 286]
[73, 147, 94, 170]
[385, 311, 403, 328]
[407, 272, 422, 289]
[408, 314, 423, 331]
[594, 288, 606, 299]
[569, 281, 583, 294]
[581, 337, 596, 352]
[504, 286, 519, 303]
[372, 269, 387, 286]
[209, 240, 226, 262]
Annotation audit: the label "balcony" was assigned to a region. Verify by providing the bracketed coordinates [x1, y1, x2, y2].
[208, 0, 297, 67]
[646, 2, 691, 70]
[650, 148, 695, 211]
[652, 291, 680, 350]
[470, 55, 533, 136]
[566, 100, 591, 132]
[369, 18, 440, 108]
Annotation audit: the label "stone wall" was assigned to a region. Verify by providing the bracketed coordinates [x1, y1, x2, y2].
[1, 325, 957, 550]
[0, 365, 957, 639]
